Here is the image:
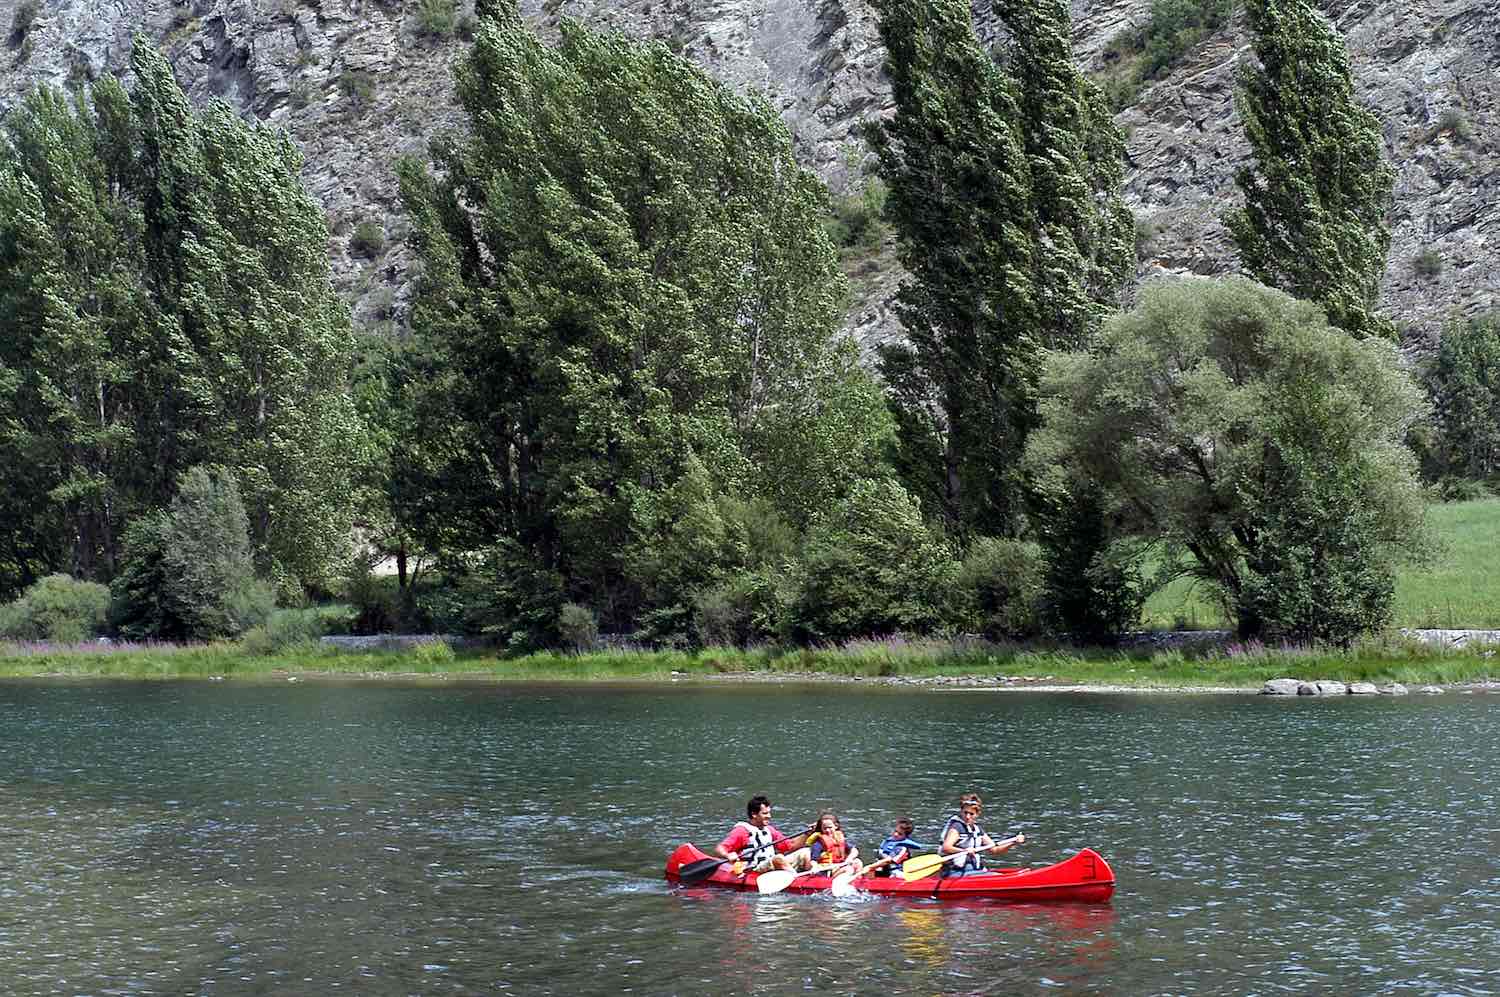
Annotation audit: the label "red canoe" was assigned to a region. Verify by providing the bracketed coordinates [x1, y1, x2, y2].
[664, 843, 1115, 903]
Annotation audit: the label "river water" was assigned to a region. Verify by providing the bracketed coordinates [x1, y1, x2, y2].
[1, 680, 1498, 995]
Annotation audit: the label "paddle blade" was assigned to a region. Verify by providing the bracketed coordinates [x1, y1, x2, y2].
[755, 869, 797, 894]
[676, 857, 728, 884]
[830, 871, 858, 898]
[900, 853, 948, 882]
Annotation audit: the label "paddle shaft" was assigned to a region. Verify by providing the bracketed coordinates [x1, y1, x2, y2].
[677, 825, 814, 883]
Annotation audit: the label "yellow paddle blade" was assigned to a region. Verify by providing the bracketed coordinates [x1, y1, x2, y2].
[755, 868, 798, 894]
[900, 853, 949, 882]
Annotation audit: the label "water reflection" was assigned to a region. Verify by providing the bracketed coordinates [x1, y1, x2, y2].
[3, 682, 1499, 994]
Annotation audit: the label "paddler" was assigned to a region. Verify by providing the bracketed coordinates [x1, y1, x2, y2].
[806, 812, 863, 875]
[871, 816, 927, 876]
[714, 795, 814, 874]
[939, 792, 1023, 875]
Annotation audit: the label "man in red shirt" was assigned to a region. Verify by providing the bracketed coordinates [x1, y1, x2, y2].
[715, 795, 813, 873]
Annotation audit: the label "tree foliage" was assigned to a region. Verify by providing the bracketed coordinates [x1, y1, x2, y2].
[0, 37, 360, 598]
[1227, 0, 1396, 340]
[0, 573, 111, 642]
[1029, 277, 1427, 645]
[1421, 314, 1500, 484]
[111, 466, 273, 641]
[785, 479, 959, 643]
[397, 6, 894, 639]
[868, 0, 1133, 540]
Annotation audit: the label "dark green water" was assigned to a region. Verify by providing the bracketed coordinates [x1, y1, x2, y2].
[2, 681, 1498, 995]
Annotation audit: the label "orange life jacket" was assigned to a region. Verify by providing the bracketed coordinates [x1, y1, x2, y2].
[809, 830, 847, 864]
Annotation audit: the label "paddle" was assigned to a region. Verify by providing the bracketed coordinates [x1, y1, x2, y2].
[676, 825, 815, 885]
[757, 860, 858, 896]
[901, 834, 1025, 882]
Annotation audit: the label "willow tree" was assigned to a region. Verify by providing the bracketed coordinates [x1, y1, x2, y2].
[1228, 0, 1396, 340]
[0, 37, 360, 595]
[1029, 277, 1426, 645]
[397, 6, 893, 638]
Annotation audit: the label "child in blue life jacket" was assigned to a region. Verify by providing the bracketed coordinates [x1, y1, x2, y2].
[872, 817, 928, 876]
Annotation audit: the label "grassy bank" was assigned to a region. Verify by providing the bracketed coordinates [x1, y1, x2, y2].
[1143, 497, 1500, 630]
[3, 634, 1498, 689]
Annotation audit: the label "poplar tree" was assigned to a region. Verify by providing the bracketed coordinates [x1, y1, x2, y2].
[867, 0, 1037, 538]
[0, 38, 360, 595]
[398, 5, 893, 637]
[868, 0, 1137, 542]
[1228, 0, 1396, 340]
[997, 0, 1134, 346]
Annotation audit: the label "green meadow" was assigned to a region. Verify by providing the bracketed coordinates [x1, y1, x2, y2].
[1142, 497, 1500, 631]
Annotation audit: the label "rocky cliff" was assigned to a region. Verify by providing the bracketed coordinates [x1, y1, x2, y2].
[3, 0, 1495, 347]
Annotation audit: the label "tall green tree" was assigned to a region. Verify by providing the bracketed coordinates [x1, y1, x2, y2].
[1421, 314, 1500, 483]
[1227, 0, 1396, 340]
[867, 0, 1037, 538]
[997, 0, 1134, 346]
[398, 6, 893, 637]
[0, 38, 360, 596]
[1028, 277, 1427, 645]
[868, 0, 1134, 540]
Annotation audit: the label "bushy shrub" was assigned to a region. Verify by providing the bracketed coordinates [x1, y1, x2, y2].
[411, 638, 455, 666]
[785, 479, 959, 643]
[952, 537, 1044, 639]
[694, 569, 788, 647]
[1433, 476, 1492, 502]
[557, 602, 599, 653]
[1239, 457, 1398, 647]
[414, 0, 457, 39]
[1098, 0, 1233, 110]
[1412, 247, 1443, 278]
[444, 541, 565, 651]
[111, 467, 272, 640]
[0, 574, 111, 642]
[824, 178, 888, 251]
[9, 0, 39, 47]
[337, 68, 375, 109]
[240, 606, 349, 655]
[350, 220, 386, 259]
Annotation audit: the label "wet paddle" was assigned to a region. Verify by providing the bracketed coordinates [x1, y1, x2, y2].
[756, 860, 857, 896]
[676, 826, 814, 885]
[901, 834, 1025, 882]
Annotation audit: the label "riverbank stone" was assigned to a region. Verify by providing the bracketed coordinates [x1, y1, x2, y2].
[1421, 685, 1444, 694]
[1349, 682, 1378, 695]
[1262, 678, 1302, 696]
[1378, 683, 1409, 695]
[1298, 680, 1348, 696]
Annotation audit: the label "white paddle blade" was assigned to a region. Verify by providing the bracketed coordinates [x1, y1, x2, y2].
[830, 872, 858, 898]
[755, 868, 798, 894]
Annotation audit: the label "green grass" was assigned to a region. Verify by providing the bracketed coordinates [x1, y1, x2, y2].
[1142, 497, 1500, 630]
[4, 633, 1499, 688]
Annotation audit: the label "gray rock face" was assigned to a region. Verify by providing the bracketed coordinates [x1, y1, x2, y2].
[2, 1, 1493, 343]
[1348, 682, 1379, 695]
[1262, 677, 1302, 696]
[1378, 682, 1409, 695]
[1298, 680, 1349, 696]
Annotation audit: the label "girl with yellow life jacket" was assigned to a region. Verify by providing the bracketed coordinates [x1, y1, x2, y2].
[806, 812, 863, 875]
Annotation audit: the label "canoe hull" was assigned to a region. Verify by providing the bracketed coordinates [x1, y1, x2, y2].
[665, 843, 1114, 903]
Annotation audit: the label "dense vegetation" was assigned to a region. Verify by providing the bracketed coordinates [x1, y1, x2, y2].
[1228, 0, 1396, 340]
[0, 38, 360, 602]
[0, 1, 1486, 659]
